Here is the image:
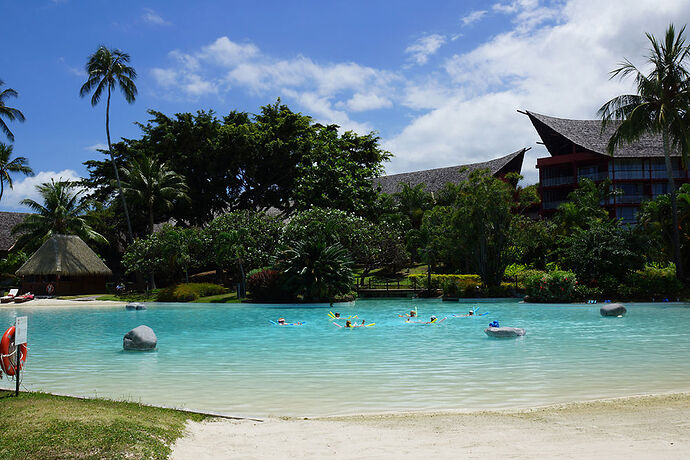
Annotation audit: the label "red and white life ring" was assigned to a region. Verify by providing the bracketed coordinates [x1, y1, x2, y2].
[46, 283, 55, 295]
[0, 326, 27, 376]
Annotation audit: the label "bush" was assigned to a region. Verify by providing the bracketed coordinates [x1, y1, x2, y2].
[441, 278, 461, 297]
[247, 269, 290, 302]
[157, 283, 226, 302]
[574, 284, 604, 302]
[626, 265, 682, 299]
[408, 274, 481, 290]
[524, 270, 577, 302]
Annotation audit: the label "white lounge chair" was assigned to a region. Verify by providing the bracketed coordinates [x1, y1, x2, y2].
[1, 289, 19, 303]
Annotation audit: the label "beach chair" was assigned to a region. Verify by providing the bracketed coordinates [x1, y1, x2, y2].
[1, 289, 19, 303]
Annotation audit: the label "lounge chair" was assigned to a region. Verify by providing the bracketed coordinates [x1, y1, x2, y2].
[1, 289, 19, 303]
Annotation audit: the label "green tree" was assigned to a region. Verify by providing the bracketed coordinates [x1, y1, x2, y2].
[119, 156, 190, 235]
[0, 142, 33, 202]
[0, 79, 25, 142]
[80, 46, 138, 241]
[294, 125, 390, 217]
[275, 239, 354, 301]
[453, 170, 515, 286]
[553, 178, 615, 234]
[394, 183, 435, 230]
[12, 180, 106, 252]
[599, 24, 690, 279]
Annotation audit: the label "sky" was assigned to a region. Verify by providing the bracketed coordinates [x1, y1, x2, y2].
[1, 0, 689, 211]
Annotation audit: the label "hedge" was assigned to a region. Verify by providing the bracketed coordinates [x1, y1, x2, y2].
[408, 274, 482, 290]
[156, 283, 227, 302]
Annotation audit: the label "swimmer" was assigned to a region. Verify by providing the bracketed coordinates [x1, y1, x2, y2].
[334, 312, 341, 318]
[430, 315, 437, 323]
[278, 317, 286, 325]
[345, 320, 352, 328]
[361, 320, 366, 326]
[468, 310, 474, 316]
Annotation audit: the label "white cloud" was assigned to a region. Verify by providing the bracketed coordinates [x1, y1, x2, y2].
[386, 0, 690, 182]
[142, 8, 171, 26]
[405, 34, 446, 65]
[152, 37, 397, 132]
[1, 170, 82, 211]
[84, 143, 107, 152]
[462, 10, 487, 26]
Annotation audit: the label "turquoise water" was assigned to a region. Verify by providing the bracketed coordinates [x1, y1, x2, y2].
[1, 299, 690, 417]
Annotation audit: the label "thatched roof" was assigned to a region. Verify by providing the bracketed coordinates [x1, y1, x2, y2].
[16, 234, 112, 277]
[526, 111, 670, 158]
[0, 211, 29, 252]
[373, 148, 527, 195]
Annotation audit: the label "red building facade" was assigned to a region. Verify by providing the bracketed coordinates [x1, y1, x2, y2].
[527, 111, 688, 224]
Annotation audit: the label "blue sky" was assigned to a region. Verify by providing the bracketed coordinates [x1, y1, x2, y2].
[2, 0, 689, 211]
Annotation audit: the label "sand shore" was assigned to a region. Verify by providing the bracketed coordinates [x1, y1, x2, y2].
[0, 298, 126, 308]
[171, 393, 690, 459]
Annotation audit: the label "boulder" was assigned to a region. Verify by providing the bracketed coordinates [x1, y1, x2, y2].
[125, 302, 146, 310]
[600, 303, 627, 317]
[484, 326, 526, 338]
[123, 325, 157, 351]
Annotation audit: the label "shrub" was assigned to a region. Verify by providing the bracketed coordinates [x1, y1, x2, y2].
[247, 269, 289, 302]
[626, 265, 682, 299]
[408, 274, 481, 291]
[441, 278, 461, 297]
[524, 270, 577, 302]
[157, 283, 226, 302]
[574, 284, 603, 302]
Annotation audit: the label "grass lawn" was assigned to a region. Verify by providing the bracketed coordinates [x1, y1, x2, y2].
[0, 391, 205, 459]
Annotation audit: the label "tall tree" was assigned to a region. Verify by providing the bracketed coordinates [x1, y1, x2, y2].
[0, 80, 25, 142]
[599, 24, 690, 279]
[80, 46, 138, 242]
[12, 179, 106, 252]
[0, 142, 33, 202]
[119, 156, 190, 235]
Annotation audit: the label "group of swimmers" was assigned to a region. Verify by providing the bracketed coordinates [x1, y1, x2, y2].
[275, 307, 481, 328]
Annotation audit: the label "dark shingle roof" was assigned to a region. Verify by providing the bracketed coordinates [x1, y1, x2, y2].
[526, 111, 670, 158]
[373, 148, 527, 195]
[16, 234, 112, 276]
[0, 211, 29, 252]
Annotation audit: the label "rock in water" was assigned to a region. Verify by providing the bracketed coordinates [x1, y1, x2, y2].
[600, 303, 627, 317]
[125, 302, 146, 310]
[123, 325, 157, 350]
[484, 326, 526, 338]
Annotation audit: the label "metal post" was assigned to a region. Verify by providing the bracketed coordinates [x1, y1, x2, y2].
[15, 344, 20, 396]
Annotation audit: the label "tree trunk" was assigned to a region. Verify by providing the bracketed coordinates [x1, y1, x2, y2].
[106, 86, 134, 243]
[238, 258, 246, 298]
[148, 203, 154, 235]
[0, 178, 3, 202]
[663, 130, 684, 280]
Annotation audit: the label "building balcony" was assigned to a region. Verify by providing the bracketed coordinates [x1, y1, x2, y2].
[541, 176, 575, 187]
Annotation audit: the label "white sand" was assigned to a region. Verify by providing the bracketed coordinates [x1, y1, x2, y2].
[1, 298, 126, 308]
[171, 393, 690, 459]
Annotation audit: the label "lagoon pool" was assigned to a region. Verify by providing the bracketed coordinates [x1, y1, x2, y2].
[1, 299, 690, 417]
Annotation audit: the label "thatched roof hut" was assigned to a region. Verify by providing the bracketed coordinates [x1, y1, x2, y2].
[15, 234, 112, 295]
[0, 211, 28, 257]
[373, 148, 528, 195]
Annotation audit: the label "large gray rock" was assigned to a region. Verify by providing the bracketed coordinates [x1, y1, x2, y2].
[600, 303, 627, 317]
[125, 302, 146, 310]
[484, 326, 526, 338]
[123, 325, 157, 351]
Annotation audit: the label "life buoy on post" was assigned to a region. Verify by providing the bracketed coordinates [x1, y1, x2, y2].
[0, 326, 27, 376]
[46, 283, 55, 295]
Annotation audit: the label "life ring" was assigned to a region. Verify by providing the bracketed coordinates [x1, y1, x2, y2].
[46, 283, 55, 295]
[0, 326, 27, 376]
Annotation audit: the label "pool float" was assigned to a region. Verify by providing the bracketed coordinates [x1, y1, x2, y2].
[0, 325, 27, 376]
[453, 312, 489, 317]
[600, 303, 627, 317]
[408, 317, 446, 325]
[328, 311, 357, 320]
[270, 320, 306, 326]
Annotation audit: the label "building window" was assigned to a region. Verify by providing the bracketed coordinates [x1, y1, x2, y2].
[577, 165, 605, 181]
[541, 166, 574, 187]
[652, 183, 668, 197]
[617, 207, 639, 225]
[613, 160, 645, 179]
[616, 183, 645, 203]
[650, 159, 685, 179]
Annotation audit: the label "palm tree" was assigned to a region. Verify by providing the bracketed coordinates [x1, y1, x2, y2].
[0, 142, 33, 202]
[119, 156, 190, 235]
[599, 24, 690, 279]
[394, 183, 435, 229]
[12, 179, 106, 252]
[79, 46, 137, 242]
[0, 80, 25, 142]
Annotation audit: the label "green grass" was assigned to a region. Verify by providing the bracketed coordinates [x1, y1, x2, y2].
[0, 391, 205, 459]
[192, 292, 241, 303]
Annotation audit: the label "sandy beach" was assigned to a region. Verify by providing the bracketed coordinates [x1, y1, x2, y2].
[0, 298, 126, 308]
[171, 393, 690, 459]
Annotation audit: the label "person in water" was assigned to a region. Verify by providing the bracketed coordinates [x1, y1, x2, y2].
[468, 310, 474, 316]
[278, 318, 286, 325]
[334, 312, 341, 318]
[361, 320, 366, 326]
[345, 320, 352, 328]
[430, 315, 437, 323]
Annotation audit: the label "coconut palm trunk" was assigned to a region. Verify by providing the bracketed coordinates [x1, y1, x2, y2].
[105, 86, 134, 243]
[663, 130, 684, 278]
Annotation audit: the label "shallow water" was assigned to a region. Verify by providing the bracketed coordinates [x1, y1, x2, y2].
[1, 299, 689, 417]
